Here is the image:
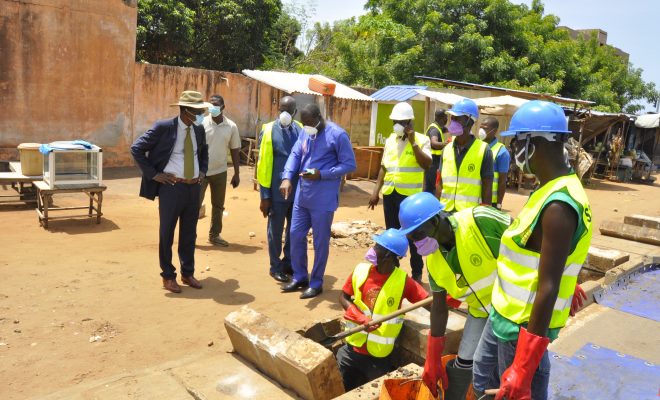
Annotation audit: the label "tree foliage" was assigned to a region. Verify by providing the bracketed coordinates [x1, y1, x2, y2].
[136, 0, 292, 72]
[295, 0, 657, 112]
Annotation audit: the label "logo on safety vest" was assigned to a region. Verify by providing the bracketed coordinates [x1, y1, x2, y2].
[467, 163, 475, 172]
[470, 254, 482, 266]
[387, 297, 395, 307]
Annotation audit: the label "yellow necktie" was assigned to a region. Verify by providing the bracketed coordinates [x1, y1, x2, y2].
[184, 126, 194, 179]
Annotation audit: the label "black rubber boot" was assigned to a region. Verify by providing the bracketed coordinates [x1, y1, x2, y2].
[444, 359, 474, 400]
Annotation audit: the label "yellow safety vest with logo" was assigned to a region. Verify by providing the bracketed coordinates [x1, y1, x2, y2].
[426, 207, 507, 318]
[426, 123, 446, 156]
[440, 139, 488, 212]
[256, 120, 303, 188]
[491, 174, 592, 329]
[490, 142, 506, 204]
[381, 132, 429, 196]
[345, 263, 407, 358]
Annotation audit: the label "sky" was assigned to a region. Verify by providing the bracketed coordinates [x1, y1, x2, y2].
[294, 0, 659, 111]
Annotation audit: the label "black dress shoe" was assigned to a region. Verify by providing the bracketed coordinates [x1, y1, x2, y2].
[281, 279, 308, 292]
[270, 271, 291, 283]
[300, 287, 323, 299]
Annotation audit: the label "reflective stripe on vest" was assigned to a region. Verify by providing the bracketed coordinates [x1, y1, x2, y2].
[440, 140, 487, 212]
[491, 174, 593, 329]
[427, 123, 445, 156]
[381, 133, 429, 196]
[345, 263, 407, 357]
[426, 207, 507, 318]
[490, 142, 505, 204]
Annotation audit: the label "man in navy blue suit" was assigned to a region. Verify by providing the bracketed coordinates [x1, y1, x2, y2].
[131, 91, 211, 293]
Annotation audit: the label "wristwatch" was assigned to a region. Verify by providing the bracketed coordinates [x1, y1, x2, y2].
[496, 203, 502, 210]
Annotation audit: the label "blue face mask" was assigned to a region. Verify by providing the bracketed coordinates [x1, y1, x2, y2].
[186, 109, 205, 126]
[209, 106, 222, 118]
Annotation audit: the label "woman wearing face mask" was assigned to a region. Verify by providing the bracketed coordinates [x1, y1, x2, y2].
[472, 101, 592, 400]
[398, 192, 511, 399]
[336, 229, 429, 391]
[368, 102, 432, 283]
[439, 98, 494, 213]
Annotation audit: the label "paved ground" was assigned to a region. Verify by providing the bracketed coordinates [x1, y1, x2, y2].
[0, 167, 658, 399]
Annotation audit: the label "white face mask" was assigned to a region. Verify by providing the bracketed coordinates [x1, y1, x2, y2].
[393, 123, 405, 137]
[478, 128, 487, 140]
[279, 111, 292, 127]
[303, 121, 320, 138]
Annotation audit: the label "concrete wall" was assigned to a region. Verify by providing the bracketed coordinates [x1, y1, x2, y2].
[0, 0, 138, 166]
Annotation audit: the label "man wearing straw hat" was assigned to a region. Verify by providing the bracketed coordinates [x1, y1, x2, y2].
[131, 90, 211, 293]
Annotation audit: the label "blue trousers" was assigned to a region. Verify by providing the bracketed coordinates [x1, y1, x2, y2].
[290, 203, 334, 289]
[472, 318, 551, 400]
[158, 182, 200, 280]
[267, 201, 293, 274]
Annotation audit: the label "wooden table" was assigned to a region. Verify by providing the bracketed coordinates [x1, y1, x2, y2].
[33, 181, 107, 228]
[0, 162, 41, 204]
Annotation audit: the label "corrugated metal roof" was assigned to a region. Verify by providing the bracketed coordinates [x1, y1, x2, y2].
[370, 85, 428, 101]
[242, 69, 373, 101]
[415, 89, 465, 106]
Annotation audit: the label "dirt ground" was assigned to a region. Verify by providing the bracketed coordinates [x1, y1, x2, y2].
[0, 167, 658, 399]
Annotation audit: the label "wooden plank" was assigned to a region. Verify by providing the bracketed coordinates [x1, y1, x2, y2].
[586, 246, 630, 272]
[599, 220, 660, 246]
[623, 214, 660, 230]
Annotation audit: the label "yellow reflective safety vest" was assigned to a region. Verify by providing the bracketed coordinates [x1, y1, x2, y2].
[381, 132, 429, 196]
[256, 120, 302, 188]
[426, 123, 446, 156]
[491, 174, 592, 329]
[426, 207, 508, 318]
[490, 141, 506, 204]
[345, 263, 407, 358]
[440, 139, 488, 212]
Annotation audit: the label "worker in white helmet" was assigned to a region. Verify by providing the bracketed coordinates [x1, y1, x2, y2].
[368, 102, 432, 283]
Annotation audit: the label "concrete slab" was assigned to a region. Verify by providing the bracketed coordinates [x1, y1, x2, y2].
[586, 245, 629, 272]
[169, 352, 298, 399]
[335, 363, 424, 400]
[624, 214, 660, 230]
[549, 303, 660, 364]
[599, 220, 660, 246]
[224, 306, 344, 400]
[591, 234, 660, 259]
[399, 306, 466, 360]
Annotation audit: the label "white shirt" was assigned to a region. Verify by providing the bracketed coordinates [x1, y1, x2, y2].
[203, 115, 241, 176]
[163, 117, 199, 179]
[383, 132, 432, 160]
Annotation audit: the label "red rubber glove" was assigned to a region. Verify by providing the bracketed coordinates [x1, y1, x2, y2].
[446, 294, 461, 309]
[495, 327, 550, 400]
[570, 284, 587, 316]
[422, 334, 448, 397]
[344, 304, 380, 332]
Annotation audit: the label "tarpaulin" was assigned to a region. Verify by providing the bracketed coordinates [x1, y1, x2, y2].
[595, 265, 660, 322]
[549, 343, 659, 399]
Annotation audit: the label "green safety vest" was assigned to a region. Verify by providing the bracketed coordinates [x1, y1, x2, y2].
[490, 142, 506, 204]
[426, 123, 446, 156]
[345, 263, 407, 358]
[491, 174, 592, 329]
[440, 140, 488, 212]
[381, 132, 429, 196]
[256, 120, 302, 189]
[426, 207, 508, 318]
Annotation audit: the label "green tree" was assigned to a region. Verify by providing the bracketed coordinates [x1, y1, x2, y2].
[136, 0, 286, 72]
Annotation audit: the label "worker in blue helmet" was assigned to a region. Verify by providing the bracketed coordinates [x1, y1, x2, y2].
[336, 228, 429, 391]
[398, 192, 511, 399]
[439, 98, 494, 213]
[471, 101, 592, 400]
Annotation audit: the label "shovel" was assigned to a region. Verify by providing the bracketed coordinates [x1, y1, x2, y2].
[318, 296, 435, 348]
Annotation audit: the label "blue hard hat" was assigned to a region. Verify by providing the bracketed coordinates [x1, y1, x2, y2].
[447, 98, 479, 120]
[398, 192, 444, 235]
[501, 100, 571, 136]
[373, 228, 409, 257]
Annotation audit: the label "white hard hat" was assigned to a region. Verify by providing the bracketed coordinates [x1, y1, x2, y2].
[389, 102, 415, 120]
